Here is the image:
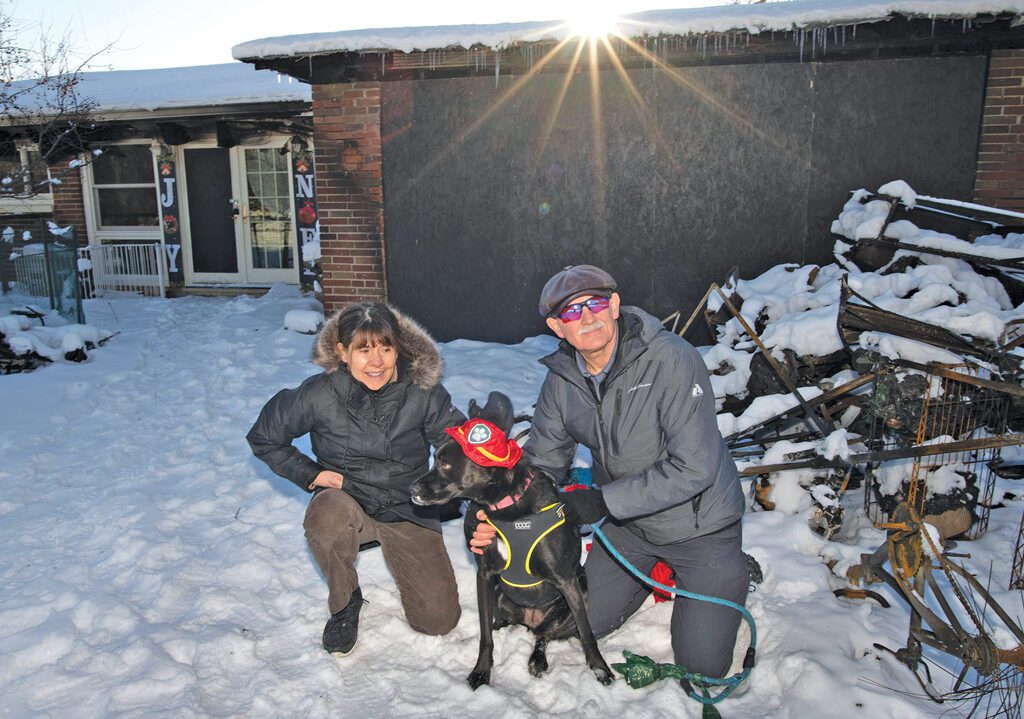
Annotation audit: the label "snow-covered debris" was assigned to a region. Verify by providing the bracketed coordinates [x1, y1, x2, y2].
[695, 178, 1024, 552]
[878, 179, 917, 208]
[46, 222, 74, 238]
[821, 428, 851, 461]
[283, 309, 324, 334]
[0, 315, 30, 334]
[831, 189, 889, 240]
[2, 322, 114, 366]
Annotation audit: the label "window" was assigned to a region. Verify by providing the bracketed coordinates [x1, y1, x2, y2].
[92, 145, 158, 228]
[0, 146, 49, 196]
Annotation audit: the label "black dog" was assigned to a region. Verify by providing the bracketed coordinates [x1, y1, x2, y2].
[411, 392, 613, 689]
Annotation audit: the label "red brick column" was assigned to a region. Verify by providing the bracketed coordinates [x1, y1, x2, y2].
[974, 50, 1024, 212]
[50, 158, 88, 245]
[312, 82, 386, 312]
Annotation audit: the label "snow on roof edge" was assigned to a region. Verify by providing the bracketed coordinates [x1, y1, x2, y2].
[9, 63, 311, 115]
[232, 0, 1024, 60]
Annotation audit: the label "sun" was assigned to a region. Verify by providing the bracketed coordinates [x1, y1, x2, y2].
[567, 11, 621, 40]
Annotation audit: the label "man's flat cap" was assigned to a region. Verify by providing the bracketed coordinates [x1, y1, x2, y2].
[538, 264, 617, 317]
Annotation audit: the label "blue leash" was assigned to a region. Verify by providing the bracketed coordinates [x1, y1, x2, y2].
[590, 523, 758, 706]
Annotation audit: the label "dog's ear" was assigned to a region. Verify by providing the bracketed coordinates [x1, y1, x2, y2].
[477, 391, 515, 433]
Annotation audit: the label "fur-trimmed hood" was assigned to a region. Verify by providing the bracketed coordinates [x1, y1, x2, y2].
[312, 305, 444, 390]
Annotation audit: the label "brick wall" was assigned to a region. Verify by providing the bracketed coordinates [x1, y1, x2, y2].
[311, 82, 386, 312]
[974, 49, 1024, 212]
[50, 158, 88, 245]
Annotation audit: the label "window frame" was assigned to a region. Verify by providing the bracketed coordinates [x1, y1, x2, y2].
[0, 144, 53, 215]
[83, 142, 162, 245]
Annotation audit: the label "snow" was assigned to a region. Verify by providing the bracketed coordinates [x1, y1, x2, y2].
[233, 0, 1024, 59]
[301, 238, 321, 264]
[877, 179, 917, 208]
[4, 189, 1024, 713]
[6, 63, 310, 115]
[822, 428, 851, 461]
[46, 222, 74, 238]
[282, 309, 324, 334]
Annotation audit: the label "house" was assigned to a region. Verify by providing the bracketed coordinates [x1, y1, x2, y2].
[0, 63, 315, 295]
[233, 0, 1024, 343]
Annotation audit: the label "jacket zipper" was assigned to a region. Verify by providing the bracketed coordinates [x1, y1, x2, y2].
[611, 389, 622, 455]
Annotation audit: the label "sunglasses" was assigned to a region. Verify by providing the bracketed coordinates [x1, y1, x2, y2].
[557, 296, 611, 322]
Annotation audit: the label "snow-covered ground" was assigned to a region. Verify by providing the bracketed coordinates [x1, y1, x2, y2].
[2, 285, 1023, 717]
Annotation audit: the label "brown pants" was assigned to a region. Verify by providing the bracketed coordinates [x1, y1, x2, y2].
[303, 489, 461, 635]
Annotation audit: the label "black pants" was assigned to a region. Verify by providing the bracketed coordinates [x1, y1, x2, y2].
[584, 520, 748, 678]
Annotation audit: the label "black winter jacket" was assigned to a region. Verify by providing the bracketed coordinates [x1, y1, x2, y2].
[247, 308, 465, 531]
[525, 307, 745, 545]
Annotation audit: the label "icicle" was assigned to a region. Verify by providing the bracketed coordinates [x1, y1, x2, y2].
[799, 29, 805, 63]
[494, 50, 500, 88]
[381, 53, 385, 78]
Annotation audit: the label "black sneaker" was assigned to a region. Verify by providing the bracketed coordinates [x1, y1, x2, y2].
[322, 587, 364, 656]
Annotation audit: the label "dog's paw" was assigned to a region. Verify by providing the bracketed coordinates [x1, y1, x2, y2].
[528, 650, 549, 677]
[592, 665, 614, 685]
[467, 669, 491, 690]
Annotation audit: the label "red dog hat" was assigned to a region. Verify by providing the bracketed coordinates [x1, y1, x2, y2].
[445, 418, 522, 469]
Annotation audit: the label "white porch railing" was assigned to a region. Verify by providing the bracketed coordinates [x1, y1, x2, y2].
[78, 243, 166, 298]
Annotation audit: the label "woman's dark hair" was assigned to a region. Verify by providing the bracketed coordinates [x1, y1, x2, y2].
[335, 302, 404, 356]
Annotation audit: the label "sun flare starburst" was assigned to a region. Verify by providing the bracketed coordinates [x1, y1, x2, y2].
[567, 11, 620, 40]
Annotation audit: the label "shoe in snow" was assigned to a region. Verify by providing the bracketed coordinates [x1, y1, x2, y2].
[323, 587, 364, 656]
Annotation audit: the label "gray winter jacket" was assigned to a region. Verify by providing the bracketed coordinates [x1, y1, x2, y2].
[247, 307, 465, 531]
[525, 307, 745, 545]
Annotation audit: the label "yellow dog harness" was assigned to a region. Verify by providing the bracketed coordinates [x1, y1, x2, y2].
[485, 502, 566, 594]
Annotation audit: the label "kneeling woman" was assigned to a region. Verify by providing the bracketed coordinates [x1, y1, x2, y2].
[247, 302, 464, 655]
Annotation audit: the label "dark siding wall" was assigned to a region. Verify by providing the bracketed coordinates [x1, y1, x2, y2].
[382, 55, 986, 343]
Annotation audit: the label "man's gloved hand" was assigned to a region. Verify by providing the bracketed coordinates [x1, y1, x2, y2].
[560, 487, 609, 525]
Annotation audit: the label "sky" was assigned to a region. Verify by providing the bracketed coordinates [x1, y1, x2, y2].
[22, 0, 728, 71]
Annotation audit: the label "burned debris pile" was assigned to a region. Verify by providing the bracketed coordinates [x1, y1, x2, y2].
[678, 180, 1024, 585]
[0, 310, 115, 373]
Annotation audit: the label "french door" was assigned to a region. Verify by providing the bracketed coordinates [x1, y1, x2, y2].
[181, 143, 298, 285]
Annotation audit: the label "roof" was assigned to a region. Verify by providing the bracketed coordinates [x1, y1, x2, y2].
[232, 0, 1024, 59]
[11, 63, 310, 115]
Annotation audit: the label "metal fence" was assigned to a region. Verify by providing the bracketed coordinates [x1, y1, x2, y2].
[1, 240, 83, 324]
[78, 243, 166, 298]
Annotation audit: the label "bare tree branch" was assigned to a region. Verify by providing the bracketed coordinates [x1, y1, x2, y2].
[0, 3, 111, 197]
